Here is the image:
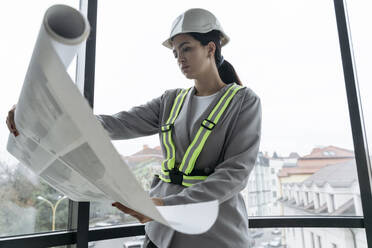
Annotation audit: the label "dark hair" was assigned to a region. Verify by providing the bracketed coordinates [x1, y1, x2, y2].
[188, 30, 242, 86]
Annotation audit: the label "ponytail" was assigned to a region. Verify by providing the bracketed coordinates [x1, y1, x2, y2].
[218, 59, 242, 86]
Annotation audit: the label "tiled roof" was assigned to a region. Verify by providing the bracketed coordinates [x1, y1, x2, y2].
[130, 145, 162, 156]
[301, 160, 357, 187]
[278, 166, 319, 177]
[302, 145, 354, 159]
[278, 146, 354, 178]
[122, 145, 163, 165]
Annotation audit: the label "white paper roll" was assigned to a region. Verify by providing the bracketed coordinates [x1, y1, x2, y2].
[42, 4, 90, 67]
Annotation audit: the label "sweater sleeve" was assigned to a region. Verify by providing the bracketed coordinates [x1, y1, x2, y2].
[162, 90, 262, 205]
[95, 92, 165, 140]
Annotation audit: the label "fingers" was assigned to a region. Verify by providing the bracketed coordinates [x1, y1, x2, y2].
[112, 202, 133, 214]
[6, 107, 19, 137]
[138, 216, 152, 224]
[112, 202, 152, 223]
[151, 197, 164, 206]
[131, 212, 151, 224]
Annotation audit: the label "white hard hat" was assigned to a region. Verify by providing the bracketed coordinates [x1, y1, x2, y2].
[162, 8, 230, 49]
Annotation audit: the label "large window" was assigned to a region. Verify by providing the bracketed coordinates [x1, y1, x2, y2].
[93, 0, 369, 224]
[1, 0, 371, 247]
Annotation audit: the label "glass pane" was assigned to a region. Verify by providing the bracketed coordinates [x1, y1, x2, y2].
[344, 2, 372, 159]
[0, 0, 79, 237]
[89, 236, 145, 248]
[93, 0, 363, 223]
[238, 0, 363, 217]
[252, 228, 367, 248]
[243, 151, 362, 217]
[90, 202, 138, 228]
[89, 229, 368, 248]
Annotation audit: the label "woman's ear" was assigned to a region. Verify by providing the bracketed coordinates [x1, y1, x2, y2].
[207, 41, 216, 57]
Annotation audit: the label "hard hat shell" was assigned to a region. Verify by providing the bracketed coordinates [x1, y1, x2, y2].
[162, 8, 230, 49]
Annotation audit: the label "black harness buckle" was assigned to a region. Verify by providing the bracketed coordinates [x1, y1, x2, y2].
[201, 119, 216, 130]
[168, 169, 184, 185]
[161, 123, 173, 132]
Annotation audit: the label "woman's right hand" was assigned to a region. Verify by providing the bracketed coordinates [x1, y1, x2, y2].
[112, 198, 164, 224]
[6, 105, 19, 137]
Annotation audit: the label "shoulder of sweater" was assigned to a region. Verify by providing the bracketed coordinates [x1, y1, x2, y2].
[161, 87, 186, 99]
[237, 86, 260, 104]
[162, 86, 260, 102]
[164, 88, 184, 94]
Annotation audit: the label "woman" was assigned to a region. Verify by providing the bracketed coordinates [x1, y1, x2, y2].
[7, 8, 261, 248]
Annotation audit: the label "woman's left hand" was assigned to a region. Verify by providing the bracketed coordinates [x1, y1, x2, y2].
[112, 198, 164, 224]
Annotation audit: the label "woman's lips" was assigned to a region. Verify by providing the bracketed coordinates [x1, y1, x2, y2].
[181, 66, 189, 71]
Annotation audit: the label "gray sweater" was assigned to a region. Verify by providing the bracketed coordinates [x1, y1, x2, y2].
[96, 84, 262, 248]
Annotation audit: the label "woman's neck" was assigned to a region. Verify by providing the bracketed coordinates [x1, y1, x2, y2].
[194, 77, 226, 96]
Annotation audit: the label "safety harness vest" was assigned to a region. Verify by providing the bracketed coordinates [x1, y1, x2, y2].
[159, 83, 244, 187]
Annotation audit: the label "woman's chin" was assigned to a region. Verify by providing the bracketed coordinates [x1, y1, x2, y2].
[183, 72, 195, 79]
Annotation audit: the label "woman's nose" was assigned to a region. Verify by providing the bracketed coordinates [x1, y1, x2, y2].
[177, 53, 185, 64]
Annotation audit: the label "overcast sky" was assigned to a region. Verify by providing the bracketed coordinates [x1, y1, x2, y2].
[0, 0, 371, 165]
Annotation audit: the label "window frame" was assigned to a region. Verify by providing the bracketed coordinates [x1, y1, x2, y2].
[0, 0, 371, 247]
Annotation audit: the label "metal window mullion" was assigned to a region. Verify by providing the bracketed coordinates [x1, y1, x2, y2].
[333, 0, 372, 247]
[68, 0, 98, 247]
[75, 202, 90, 248]
[0, 218, 365, 248]
[248, 216, 364, 228]
[83, 0, 97, 109]
[0, 231, 76, 248]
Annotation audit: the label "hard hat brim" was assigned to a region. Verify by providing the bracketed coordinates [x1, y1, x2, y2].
[162, 31, 230, 49]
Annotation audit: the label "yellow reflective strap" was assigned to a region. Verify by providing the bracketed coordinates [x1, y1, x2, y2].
[179, 83, 234, 172]
[179, 84, 237, 173]
[207, 84, 237, 119]
[213, 85, 242, 123]
[170, 89, 190, 124]
[159, 171, 171, 183]
[183, 175, 208, 180]
[167, 130, 175, 170]
[161, 88, 190, 170]
[185, 129, 213, 174]
[182, 175, 208, 187]
[178, 126, 204, 172]
[183, 84, 243, 175]
[166, 89, 186, 124]
[161, 83, 244, 185]
[161, 130, 170, 171]
[159, 175, 171, 183]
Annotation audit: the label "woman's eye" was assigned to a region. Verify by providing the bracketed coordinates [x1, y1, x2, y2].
[173, 47, 190, 58]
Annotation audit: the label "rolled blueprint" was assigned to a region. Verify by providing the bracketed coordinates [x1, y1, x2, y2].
[7, 5, 218, 235]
